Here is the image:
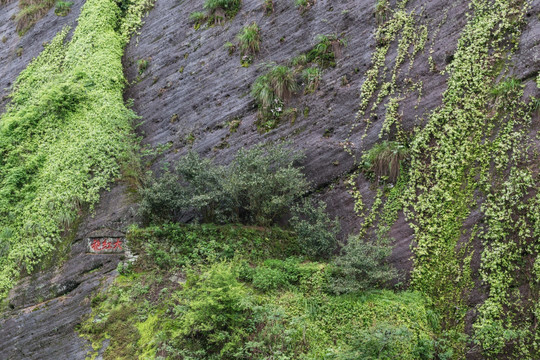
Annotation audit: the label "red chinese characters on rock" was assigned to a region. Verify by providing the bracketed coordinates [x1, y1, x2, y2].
[89, 237, 123, 252]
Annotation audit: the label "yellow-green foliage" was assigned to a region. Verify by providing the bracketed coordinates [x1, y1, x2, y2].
[352, 0, 539, 356]
[398, 0, 538, 356]
[80, 224, 436, 359]
[354, 0, 427, 136]
[0, 0, 154, 299]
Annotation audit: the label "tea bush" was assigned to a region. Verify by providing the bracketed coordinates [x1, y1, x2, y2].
[139, 143, 308, 225]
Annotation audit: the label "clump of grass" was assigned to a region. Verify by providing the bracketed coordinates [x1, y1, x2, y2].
[490, 77, 522, 97]
[361, 141, 410, 182]
[204, 0, 241, 23]
[237, 22, 261, 56]
[189, 11, 207, 29]
[263, 0, 273, 14]
[308, 34, 346, 68]
[290, 53, 308, 67]
[15, 0, 55, 35]
[302, 66, 321, 94]
[251, 64, 298, 130]
[295, 0, 315, 12]
[54, 0, 73, 16]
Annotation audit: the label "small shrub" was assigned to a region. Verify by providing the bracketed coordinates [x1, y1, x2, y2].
[361, 140, 409, 182]
[295, 0, 314, 12]
[330, 235, 397, 294]
[290, 198, 340, 259]
[302, 66, 322, 94]
[203, 0, 241, 19]
[189, 11, 207, 28]
[224, 41, 236, 55]
[170, 262, 255, 357]
[236, 22, 261, 56]
[137, 58, 149, 75]
[1, 36, 7, 43]
[263, 0, 273, 14]
[138, 152, 226, 223]
[308, 34, 346, 68]
[54, 0, 73, 16]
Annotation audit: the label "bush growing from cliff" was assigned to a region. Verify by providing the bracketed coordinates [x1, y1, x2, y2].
[139, 143, 308, 225]
[204, 0, 241, 20]
[54, 0, 73, 16]
[301, 66, 322, 93]
[307, 34, 346, 68]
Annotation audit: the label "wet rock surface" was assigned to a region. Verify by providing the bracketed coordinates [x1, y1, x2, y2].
[0, 0, 539, 358]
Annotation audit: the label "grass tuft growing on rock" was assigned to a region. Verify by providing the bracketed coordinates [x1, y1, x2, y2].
[236, 22, 261, 56]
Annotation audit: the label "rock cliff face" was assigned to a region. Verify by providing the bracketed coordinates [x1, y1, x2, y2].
[0, 0, 539, 358]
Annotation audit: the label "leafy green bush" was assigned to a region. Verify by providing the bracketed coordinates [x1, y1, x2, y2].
[330, 235, 397, 294]
[139, 143, 308, 225]
[251, 266, 289, 291]
[139, 151, 226, 223]
[361, 140, 410, 182]
[329, 322, 434, 360]
[236, 23, 261, 56]
[307, 34, 346, 68]
[204, 0, 241, 19]
[168, 262, 255, 357]
[290, 198, 340, 259]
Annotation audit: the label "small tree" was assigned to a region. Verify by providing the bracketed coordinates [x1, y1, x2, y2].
[172, 262, 254, 357]
[290, 199, 340, 259]
[330, 235, 397, 294]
